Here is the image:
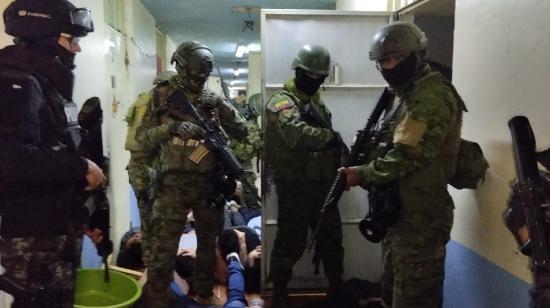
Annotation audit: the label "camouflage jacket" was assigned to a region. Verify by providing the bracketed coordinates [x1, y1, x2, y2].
[229, 118, 262, 168]
[358, 65, 466, 232]
[138, 75, 248, 174]
[265, 78, 340, 183]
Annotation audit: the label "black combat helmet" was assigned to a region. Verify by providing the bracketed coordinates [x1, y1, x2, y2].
[3, 0, 94, 38]
[170, 41, 214, 93]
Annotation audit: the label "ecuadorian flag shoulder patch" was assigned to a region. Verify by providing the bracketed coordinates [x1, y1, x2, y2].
[267, 95, 295, 112]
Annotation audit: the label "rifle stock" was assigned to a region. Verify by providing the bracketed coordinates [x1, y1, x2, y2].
[509, 116, 550, 272]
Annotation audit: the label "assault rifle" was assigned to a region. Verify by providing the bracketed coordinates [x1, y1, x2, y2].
[167, 91, 258, 203]
[307, 88, 395, 274]
[509, 116, 550, 272]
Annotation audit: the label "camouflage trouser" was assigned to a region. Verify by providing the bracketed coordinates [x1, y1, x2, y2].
[143, 173, 224, 307]
[0, 234, 83, 308]
[381, 227, 450, 308]
[127, 158, 153, 266]
[269, 181, 344, 290]
[242, 170, 261, 210]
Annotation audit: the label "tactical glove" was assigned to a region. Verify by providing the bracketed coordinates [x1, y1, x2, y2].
[169, 121, 205, 139]
[201, 89, 220, 107]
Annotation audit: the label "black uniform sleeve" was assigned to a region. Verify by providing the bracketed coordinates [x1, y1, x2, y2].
[0, 70, 87, 189]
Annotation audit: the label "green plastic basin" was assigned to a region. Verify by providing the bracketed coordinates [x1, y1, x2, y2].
[74, 269, 142, 308]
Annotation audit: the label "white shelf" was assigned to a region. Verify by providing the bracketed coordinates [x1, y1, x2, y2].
[265, 83, 386, 89]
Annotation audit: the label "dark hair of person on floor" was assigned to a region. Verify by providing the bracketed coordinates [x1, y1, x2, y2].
[218, 228, 241, 258]
[175, 254, 195, 279]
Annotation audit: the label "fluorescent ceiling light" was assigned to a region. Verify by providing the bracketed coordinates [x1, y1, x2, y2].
[247, 43, 261, 52]
[235, 45, 247, 58]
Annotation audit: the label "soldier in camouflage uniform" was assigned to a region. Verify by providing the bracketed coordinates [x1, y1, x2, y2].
[125, 70, 176, 266]
[342, 22, 465, 308]
[138, 41, 248, 307]
[229, 96, 262, 209]
[265, 45, 344, 307]
[0, 1, 102, 307]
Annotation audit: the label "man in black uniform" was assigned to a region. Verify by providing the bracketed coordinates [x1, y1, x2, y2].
[0, 1, 103, 307]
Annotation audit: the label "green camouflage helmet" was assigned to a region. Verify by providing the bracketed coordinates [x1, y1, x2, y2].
[369, 21, 428, 61]
[291, 45, 331, 76]
[153, 70, 177, 86]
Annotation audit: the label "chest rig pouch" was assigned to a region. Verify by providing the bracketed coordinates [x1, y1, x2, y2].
[164, 90, 238, 208]
[161, 92, 216, 174]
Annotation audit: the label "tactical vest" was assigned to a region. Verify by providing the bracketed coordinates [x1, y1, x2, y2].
[0, 62, 80, 151]
[125, 92, 152, 152]
[159, 89, 218, 174]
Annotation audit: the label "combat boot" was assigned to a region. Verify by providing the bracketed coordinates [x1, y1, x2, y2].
[271, 288, 295, 308]
[326, 276, 343, 299]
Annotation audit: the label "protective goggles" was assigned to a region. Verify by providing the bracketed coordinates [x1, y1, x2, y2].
[70, 8, 94, 34]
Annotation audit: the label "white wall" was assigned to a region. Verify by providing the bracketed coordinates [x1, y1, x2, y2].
[166, 36, 178, 70]
[452, 0, 550, 282]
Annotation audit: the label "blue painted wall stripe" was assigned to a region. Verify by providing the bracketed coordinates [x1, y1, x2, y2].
[445, 240, 531, 308]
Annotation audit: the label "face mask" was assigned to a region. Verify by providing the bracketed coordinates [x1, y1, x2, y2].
[188, 72, 208, 91]
[55, 45, 77, 70]
[380, 53, 418, 87]
[176, 62, 210, 93]
[295, 68, 326, 96]
[21, 37, 75, 69]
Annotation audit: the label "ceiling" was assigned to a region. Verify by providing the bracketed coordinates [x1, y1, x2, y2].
[140, 0, 337, 85]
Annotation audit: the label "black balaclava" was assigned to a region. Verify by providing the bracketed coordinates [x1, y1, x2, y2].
[295, 67, 326, 96]
[381, 53, 418, 87]
[56, 44, 77, 70]
[15, 37, 76, 69]
[10, 38, 76, 99]
[176, 62, 210, 94]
